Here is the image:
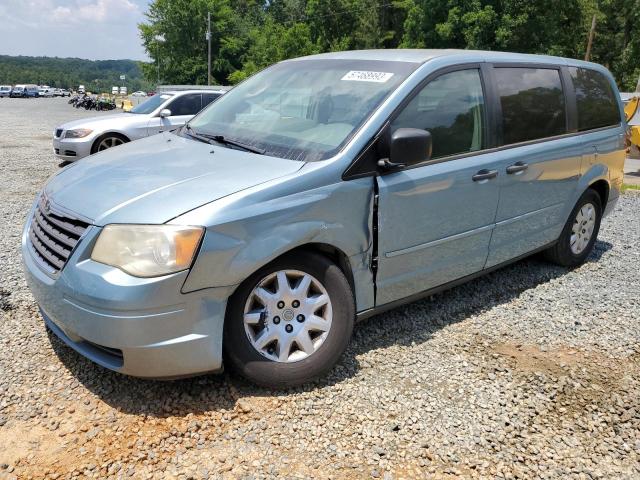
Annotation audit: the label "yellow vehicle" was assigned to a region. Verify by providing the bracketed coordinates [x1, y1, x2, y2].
[120, 98, 133, 112]
[624, 95, 640, 155]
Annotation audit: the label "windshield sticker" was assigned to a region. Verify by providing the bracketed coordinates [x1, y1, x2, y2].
[341, 71, 394, 83]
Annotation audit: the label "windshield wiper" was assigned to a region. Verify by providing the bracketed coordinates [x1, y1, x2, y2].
[198, 131, 266, 154]
[182, 124, 216, 145]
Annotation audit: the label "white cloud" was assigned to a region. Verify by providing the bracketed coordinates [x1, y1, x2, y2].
[51, 0, 140, 24]
[0, 0, 149, 60]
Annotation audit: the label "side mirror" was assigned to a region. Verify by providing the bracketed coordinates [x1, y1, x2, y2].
[159, 108, 172, 118]
[379, 128, 432, 171]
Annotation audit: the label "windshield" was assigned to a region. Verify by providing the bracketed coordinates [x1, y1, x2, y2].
[129, 93, 174, 114]
[187, 59, 418, 161]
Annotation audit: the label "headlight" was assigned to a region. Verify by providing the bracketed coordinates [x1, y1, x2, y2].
[64, 128, 93, 138]
[91, 225, 204, 277]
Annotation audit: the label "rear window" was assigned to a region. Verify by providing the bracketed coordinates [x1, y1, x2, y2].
[569, 67, 620, 131]
[495, 67, 566, 145]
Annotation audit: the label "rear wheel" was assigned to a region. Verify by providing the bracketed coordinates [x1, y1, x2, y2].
[224, 252, 355, 388]
[544, 189, 602, 267]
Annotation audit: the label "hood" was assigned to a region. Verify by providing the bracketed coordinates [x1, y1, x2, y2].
[44, 133, 304, 225]
[59, 113, 141, 131]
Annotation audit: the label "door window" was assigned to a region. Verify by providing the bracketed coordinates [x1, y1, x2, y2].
[167, 93, 202, 116]
[569, 67, 620, 131]
[494, 68, 566, 144]
[391, 69, 485, 159]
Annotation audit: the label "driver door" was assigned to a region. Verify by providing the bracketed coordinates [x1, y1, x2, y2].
[375, 67, 501, 305]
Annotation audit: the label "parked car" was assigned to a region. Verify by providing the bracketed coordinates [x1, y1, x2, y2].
[78, 85, 85, 94]
[0, 85, 11, 97]
[24, 50, 625, 387]
[25, 85, 40, 97]
[52, 89, 226, 161]
[112, 86, 119, 95]
[119, 86, 127, 95]
[11, 84, 38, 97]
[131, 91, 147, 97]
[60, 89, 71, 97]
[38, 86, 54, 97]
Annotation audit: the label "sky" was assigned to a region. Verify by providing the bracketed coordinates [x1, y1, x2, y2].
[0, 0, 150, 61]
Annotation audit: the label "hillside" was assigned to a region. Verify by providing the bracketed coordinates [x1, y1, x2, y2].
[0, 56, 152, 92]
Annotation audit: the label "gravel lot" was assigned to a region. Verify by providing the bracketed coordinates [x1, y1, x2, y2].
[1, 97, 639, 479]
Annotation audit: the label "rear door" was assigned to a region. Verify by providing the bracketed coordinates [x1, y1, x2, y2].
[375, 67, 502, 305]
[485, 65, 581, 267]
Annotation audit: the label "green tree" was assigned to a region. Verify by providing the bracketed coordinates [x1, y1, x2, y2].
[138, 0, 640, 90]
[139, 0, 245, 85]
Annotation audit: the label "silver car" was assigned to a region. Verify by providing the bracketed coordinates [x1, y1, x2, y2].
[52, 89, 227, 161]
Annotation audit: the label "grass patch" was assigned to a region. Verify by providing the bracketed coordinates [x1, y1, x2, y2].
[621, 183, 640, 192]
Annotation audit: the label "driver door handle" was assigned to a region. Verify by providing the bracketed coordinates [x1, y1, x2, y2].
[472, 169, 498, 182]
[506, 162, 529, 174]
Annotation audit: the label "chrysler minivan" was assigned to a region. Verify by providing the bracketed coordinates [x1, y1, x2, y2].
[23, 50, 625, 387]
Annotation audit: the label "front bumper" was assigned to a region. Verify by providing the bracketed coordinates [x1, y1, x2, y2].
[22, 216, 232, 378]
[52, 135, 94, 161]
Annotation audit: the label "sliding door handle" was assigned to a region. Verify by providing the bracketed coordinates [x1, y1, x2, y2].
[472, 169, 498, 182]
[506, 161, 528, 174]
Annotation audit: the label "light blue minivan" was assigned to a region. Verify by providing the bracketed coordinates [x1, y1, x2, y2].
[23, 50, 626, 387]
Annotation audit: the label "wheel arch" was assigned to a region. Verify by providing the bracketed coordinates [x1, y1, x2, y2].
[227, 242, 356, 303]
[90, 131, 130, 154]
[588, 178, 609, 207]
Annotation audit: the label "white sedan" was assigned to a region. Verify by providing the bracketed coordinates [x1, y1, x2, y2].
[131, 91, 148, 97]
[52, 89, 227, 161]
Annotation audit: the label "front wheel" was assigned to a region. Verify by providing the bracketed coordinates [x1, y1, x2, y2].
[224, 252, 355, 388]
[544, 189, 602, 267]
[91, 134, 128, 154]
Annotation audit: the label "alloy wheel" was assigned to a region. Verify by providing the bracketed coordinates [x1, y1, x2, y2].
[97, 136, 124, 151]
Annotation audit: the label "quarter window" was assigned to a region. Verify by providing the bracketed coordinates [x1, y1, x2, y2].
[391, 69, 485, 159]
[495, 68, 566, 145]
[569, 67, 620, 131]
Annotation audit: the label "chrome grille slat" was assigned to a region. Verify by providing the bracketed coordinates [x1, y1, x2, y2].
[27, 195, 89, 274]
[31, 221, 71, 258]
[28, 228, 65, 269]
[34, 210, 78, 249]
[35, 204, 86, 237]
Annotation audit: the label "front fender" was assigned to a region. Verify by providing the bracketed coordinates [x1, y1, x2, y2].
[181, 178, 374, 295]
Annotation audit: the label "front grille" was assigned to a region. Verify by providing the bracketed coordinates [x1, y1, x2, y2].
[28, 196, 89, 274]
[55, 128, 63, 138]
[63, 150, 77, 157]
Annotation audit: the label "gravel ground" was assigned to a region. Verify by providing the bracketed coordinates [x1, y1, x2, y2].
[1, 98, 639, 479]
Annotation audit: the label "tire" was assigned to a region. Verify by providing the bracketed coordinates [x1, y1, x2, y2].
[224, 252, 355, 388]
[91, 133, 128, 154]
[544, 188, 602, 267]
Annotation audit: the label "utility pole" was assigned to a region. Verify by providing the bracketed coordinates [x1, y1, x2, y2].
[154, 34, 165, 88]
[206, 12, 212, 86]
[585, 14, 596, 61]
